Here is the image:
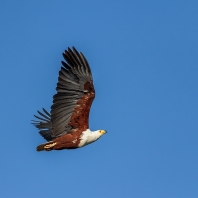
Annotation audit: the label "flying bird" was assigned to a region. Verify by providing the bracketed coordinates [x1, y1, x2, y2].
[32, 47, 107, 151]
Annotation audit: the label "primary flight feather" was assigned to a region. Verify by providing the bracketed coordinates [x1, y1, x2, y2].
[32, 47, 107, 151]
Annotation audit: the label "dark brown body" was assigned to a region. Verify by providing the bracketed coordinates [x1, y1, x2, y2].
[37, 131, 80, 151]
[51, 131, 81, 150]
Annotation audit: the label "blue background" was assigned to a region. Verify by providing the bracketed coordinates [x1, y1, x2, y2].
[0, 1, 198, 197]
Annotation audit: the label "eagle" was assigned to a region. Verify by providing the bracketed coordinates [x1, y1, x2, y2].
[32, 47, 107, 151]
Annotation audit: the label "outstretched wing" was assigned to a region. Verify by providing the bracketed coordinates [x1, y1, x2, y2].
[50, 47, 95, 138]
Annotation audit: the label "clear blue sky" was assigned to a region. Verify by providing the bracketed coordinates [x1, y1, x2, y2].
[0, 1, 198, 197]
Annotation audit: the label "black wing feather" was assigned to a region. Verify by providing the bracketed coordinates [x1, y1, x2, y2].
[32, 108, 54, 141]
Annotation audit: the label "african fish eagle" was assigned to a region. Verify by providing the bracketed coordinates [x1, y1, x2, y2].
[32, 47, 107, 151]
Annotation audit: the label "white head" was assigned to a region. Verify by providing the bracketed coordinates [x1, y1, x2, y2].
[97, 130, 107, 136]
[90, 130, 107, 142]
[91, 129, 107, 140]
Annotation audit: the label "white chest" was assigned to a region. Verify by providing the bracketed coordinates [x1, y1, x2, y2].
[78, 129, 101, 147]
